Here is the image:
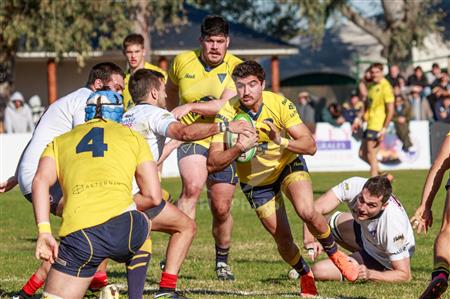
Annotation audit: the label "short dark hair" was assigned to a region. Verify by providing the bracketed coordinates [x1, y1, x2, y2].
[129, 69, 164, 104]
[123, 33, 144, 51]
[370, 63, 384, 71]
[232, 61, 265, 83]
[363, 176, 392, 204]
[201, 15, 229, 37]
[86, 62, 124, 86]
[432, 63, 440, 69]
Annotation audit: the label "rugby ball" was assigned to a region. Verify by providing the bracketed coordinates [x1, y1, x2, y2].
[225, 113, 256, 163]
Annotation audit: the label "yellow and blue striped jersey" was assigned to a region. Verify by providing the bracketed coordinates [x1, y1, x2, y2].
[168, 49, 242, 148]
[212, 91, 302, 186]
[41, 119, 153, 237]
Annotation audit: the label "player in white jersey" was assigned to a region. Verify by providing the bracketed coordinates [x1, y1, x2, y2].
[0, 62, 125, 299]
[121, 69, 251, 299]
[303, 176, 415, 282]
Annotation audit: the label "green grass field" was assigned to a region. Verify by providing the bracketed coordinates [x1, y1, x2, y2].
[0, 170, 448, 298]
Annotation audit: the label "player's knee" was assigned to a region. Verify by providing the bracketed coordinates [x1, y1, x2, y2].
[211, 203, 231, 221]
[298, 206, 317, 224]
[182, 182, 204, 199]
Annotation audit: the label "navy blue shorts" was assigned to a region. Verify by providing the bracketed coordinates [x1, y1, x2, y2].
[178, 142, 238, 185]
[53, 210, 149, 277]
[354, 221, 388, 271]
[240, 156, 309, 210]
[363, 129, 380, 141]
[24, 182, 63, 215]
[145, 199, 167, 220]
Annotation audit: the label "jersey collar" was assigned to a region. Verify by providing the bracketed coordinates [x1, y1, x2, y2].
[239, 102, 264, 121]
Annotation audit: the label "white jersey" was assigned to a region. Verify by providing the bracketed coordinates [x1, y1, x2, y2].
[332, 177, 415, 269]
[17, 87, 92, 195]
[121, 103, 177, 161]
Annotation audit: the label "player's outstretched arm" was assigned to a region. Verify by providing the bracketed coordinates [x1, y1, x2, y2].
[262, 121, 316, 155]
[411, 135, 450, 234]
[0, 175, 18, 193]
[134, 160, 162, 211]
[158, 139, 183, 166]
[171, 98, 231, 120]
[166, 120, 254, 142]
[359, 258, 411, 282]
[32, 156, 59, 263]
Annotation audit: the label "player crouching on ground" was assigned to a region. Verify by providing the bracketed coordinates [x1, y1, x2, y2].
[207, 60, 359, 297]
[32, 90, 160, 299]
[303, 176, 415, 282]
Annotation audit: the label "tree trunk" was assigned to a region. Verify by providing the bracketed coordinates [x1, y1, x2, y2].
[0, 55, 15, 122]
[134, 1, 151, 61]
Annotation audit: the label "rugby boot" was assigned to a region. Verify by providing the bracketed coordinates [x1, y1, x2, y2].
[154, 291, 190, 299]
[300, 271, 318, 297]
[329, 250, 359, 282]
[419, 273, 448, 299]
[215, 262, 235, 281]
[11, 290, 32, 299]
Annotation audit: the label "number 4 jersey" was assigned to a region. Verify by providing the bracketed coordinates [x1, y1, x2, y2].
[41, 119, 153, 237]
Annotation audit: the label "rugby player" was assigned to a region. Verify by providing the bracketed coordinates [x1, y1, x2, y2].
[1, 62, 124, 298]
[303, 176, 415, 282]
[356, 63, 394, 177]
[411, 132, 450, 299]
[165, 15, 242, 280]
[121, 69, 252, 298]
[122, 33, 167, 111]
[207, 60, 359, 297]
[32, 90, 159, 299]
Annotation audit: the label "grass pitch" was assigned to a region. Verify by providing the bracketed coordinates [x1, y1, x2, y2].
[0, 170, 447, 298]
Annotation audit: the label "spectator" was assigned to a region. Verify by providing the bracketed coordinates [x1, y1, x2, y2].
[407, 66, 429, 95]
[28, 95, 45, 125]
[434, 95, 450, 124]
[427, 62, 442, 89]
[342, 94, 364, 123]
[322, 102, 345, 126]
[4, 91, 33, 133]
[386, 64, 406, 90]
[393, 94, 413, 152]
[409, 89, 434, 121]
[295, 91, 316, 133]
[428, 72, 450, 119]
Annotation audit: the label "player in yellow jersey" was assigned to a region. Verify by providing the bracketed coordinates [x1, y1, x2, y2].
[32, 90, 161, 299]
[165, 15, 242, 280]
[208, 61, 360, 297]
[122, 33, 167, 111]
[357, 63, 394, 177]
[411, 132, 450, 299]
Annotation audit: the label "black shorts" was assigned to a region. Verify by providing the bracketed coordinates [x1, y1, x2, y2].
[178, 142, 238, 185]
[354, 221, 389, 271]
[24, 182, 63, 215]
[363, 129, 380, 141]
[53, 210, 149, 277]
[240, 156, 309, 218]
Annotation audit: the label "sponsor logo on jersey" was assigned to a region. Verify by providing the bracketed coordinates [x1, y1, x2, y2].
[393, 234, 405, 247]
[184, 73, 195, 79]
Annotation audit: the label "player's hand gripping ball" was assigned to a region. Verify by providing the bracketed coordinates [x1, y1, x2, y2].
[225, 113, 256, 162]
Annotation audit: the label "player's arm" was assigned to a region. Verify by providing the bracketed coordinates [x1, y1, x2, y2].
[207, 130, 258, 173]
[359, 258, 411, 282]
[166, 120, 253, 142]
[412, 135, 450, 233]
[165, 78, 179, 111]
[32, 156, 59, 263]
[263, 121, 316, 155]
[157, 139, 183, 166]
[134, 160, 162, 212]
[0, 176, 18, 193]
[382, 102, 395, 130]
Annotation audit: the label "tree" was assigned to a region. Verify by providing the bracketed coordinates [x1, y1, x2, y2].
[0, 0, 183, 107]
[293, 0, 446, 68]
[190, 0, 302, 41]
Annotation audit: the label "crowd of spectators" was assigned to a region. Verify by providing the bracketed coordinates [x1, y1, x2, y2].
[1, 91, 43, 133]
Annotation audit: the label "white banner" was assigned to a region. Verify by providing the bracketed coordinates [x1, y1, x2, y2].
[0, 121, 431, 181]
[304, 121, 431, 172]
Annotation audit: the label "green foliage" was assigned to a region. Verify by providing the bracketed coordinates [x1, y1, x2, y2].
[0, 170, 445, 298]
[190, 0, 302, 41]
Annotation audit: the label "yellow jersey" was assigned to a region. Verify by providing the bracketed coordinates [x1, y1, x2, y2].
[41, 119, 153, 237]
[168, 49, 242, 148]
[212, 91, 302, 186]
[123, 62, 168, 111]
[366, 78, 394, 131]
